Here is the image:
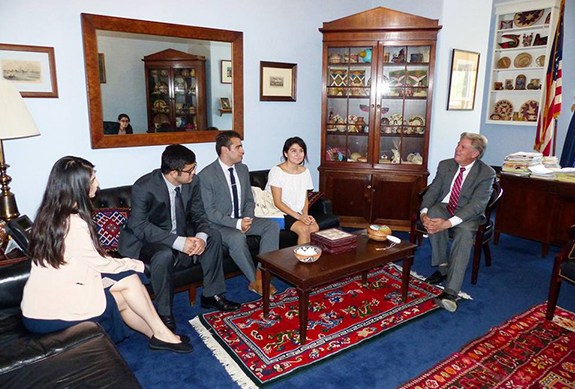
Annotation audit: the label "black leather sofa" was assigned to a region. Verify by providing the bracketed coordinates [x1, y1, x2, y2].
[0, 260, 141, 388]
[91, 169, 339, 305]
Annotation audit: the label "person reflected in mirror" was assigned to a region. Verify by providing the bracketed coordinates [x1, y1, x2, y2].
[267, 137, 319, 245]
[118, 145, 240, 332]
[420, 133, 495, 313]
[103, 114, 133, 135]
[199, 131, 280, 298]
[21, 156, 192, 353]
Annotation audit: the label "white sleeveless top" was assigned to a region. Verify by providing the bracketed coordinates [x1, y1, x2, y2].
[265, 166, 313, 214]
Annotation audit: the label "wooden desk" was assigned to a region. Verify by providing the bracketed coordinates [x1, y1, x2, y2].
[494, 174, 575, 257]
[257, 235, 416, 345]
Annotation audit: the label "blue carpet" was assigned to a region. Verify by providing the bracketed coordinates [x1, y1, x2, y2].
[115, 231, 575, 388]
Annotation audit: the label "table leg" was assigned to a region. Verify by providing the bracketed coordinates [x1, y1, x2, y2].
[542, 243, 549, 258]
[262, 268, 270, 317]
[494, 231, 500, 245]
[362, 270, 368, 284]
[402, 254, 414, 302]
[297, 288, 309, 345]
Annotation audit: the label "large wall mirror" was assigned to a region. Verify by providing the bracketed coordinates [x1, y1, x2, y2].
[81, 13, 243, 149]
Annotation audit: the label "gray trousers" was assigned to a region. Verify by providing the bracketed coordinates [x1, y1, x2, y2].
[139, 228, 225, 316]
[219, 217, 280, 283]
[427, 203, 479, 296]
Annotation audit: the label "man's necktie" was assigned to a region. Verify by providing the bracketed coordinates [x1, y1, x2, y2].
[446, 167, 466, 216]
[174, 187, 187, 236]
[228, 167, 240, 218]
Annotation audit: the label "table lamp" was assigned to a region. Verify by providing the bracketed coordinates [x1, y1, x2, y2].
[0, 79, 41, 221]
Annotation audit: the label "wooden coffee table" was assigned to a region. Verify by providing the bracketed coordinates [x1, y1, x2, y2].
[257, 234, 417, 344]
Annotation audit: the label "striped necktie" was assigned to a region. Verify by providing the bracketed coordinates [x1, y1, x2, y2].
[446, 167, 466, 216]
[228, 167, 240, 218]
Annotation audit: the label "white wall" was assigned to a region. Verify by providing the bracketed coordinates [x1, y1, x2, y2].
[1, 0, 494, 217]
[208, 42, 233, 130]
[481, 0, 575, 166]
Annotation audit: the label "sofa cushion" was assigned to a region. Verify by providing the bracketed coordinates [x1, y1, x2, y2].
[92, 208, 131, 252]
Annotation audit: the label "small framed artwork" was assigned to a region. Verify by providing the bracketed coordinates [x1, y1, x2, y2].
[220, 97, 231, 110]
[0, 43, 58, 98]
[221, 60, 232, 84]
[446, 49, 480, 110]
[260, 61, 297, 101]
[98, 53, 106, 83]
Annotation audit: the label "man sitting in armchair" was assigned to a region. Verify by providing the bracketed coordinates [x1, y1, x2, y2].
[420, 132, 495, 312]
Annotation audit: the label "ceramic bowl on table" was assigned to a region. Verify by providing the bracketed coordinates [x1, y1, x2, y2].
[293, 246, 322, 263]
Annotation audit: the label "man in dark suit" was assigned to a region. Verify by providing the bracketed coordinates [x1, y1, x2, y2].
[420, 132, 495, 312]
[118, 145, 240, 331]
[199, 131, 280, 296]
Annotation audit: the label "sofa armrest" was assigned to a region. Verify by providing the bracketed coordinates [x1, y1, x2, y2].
[309, 197, 333, 216]
[0, 260, 31, 310]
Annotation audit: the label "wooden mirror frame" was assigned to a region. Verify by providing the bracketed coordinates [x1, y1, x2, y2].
[81, 13, 244, 149]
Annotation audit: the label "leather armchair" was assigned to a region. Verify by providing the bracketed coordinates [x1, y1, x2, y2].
[546, 225, 575, 320]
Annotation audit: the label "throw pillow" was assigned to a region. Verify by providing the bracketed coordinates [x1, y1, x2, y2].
[307, 191, 324, 207]
[92, 208, 130, 252]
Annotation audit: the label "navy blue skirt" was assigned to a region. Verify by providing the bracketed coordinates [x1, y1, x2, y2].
[23, 270, 147, 343]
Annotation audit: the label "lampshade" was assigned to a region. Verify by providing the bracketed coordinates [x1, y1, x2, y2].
[0, 78, 40, 140]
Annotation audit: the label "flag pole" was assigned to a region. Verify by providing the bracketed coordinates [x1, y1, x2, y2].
[553, 118, 557, 156]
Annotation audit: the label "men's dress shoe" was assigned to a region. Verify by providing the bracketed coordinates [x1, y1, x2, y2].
[425, 271, 447, 285]
[434, 292, 458, 313]
[201, 294, 241, 312]
[149, 336, 193, 354]
[160, 315, 177, 332]
[248, 281, 277, 298]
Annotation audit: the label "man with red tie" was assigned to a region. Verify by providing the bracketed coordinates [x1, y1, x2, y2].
[420, 133, 495, 312]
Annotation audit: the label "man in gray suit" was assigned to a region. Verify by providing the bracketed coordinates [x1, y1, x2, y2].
[118, 145, 240, 331]
[420, 132, 495, 312]
[199, 131, 280, 296]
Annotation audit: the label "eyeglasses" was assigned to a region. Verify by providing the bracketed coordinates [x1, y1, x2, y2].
[180, 164, 197, 175]
[119, 119, 130, 123]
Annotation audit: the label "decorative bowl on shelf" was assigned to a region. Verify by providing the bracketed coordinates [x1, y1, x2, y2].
[293, 246, 322, 263]
[367, 225, 392, 241]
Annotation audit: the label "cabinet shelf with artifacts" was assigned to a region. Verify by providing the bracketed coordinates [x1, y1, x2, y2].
[143, 49, 207, 133]
[486, 0, 560, 126]
[319, 7, 441, 230]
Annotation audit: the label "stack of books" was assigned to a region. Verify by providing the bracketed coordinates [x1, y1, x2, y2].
[310, 228, 358, 254]
[554, 168, 575, 183]
[502, 151, 543, 176]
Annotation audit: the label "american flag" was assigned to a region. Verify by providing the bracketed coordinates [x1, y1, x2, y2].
[534, 0, 564, 156]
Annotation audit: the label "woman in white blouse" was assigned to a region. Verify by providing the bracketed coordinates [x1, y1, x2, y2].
[21, 156, 192, 353]
[266, 137, 319, 244]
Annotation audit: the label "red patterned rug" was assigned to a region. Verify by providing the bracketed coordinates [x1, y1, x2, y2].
[191, 264, 446, 388]
[399, 303, 575, 389]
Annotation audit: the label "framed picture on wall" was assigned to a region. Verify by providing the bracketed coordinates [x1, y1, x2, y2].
[221, 60, 232, 84]
[446, 49, 480, 110]
[0, 43, 58, 98]
[220, 97, 231, 109]
[260, 61, 297, 101]
[98, 53, 106, 83]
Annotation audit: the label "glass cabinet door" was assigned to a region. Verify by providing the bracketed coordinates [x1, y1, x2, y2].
[378, 45, 430, 166]
[174, 67, 198, 130]
[148, 67, 172, 132]
[325, 46, 373, 164]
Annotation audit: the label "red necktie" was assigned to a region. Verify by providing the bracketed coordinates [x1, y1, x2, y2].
[446, 167, 466, 216]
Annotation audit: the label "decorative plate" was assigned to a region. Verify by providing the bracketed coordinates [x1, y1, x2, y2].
[514, 53, 532, 68]
[153, 99, 168, 109]
[493, 100, 514, 118]
[520, 100, 539, 121]
[536, 55, 545, 67]
[514, 9, 544, 27]
[153, 114, 170, 126]
[515, 74, 527, 90]
[497, 57, 511, 69]
[408, 115, 425, 126]
[389, 113, 403, 125]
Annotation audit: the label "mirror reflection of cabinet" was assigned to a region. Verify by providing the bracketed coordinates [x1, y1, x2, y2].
[319, 7, 441, 230]
[143, 49, 207, 132]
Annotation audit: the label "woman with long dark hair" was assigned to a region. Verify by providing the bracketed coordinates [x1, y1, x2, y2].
[266, 137, 319, 244]
[21, 156, 192, 353]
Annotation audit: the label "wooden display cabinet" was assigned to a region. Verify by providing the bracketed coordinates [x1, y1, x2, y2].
[143, 49, 207, 133]
[319, 7, 441, 230]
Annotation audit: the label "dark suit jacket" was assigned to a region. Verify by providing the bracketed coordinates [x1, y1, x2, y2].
[198, 160, 255, 228]
[421, 158, 496, 223]
[118, 169, 211, 258]
[103, 122, 133, 135]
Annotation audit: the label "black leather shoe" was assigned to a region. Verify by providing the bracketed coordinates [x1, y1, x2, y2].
[178, 334, 190, 343]
[425, 271, 447, 285]
[149, 336, 193, 353]
[201, 294, 241, 312]
[160, 315, 177, 332]
[434, 292, 458, 312]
